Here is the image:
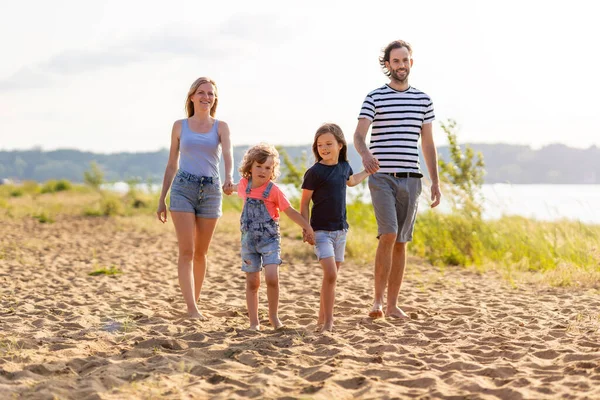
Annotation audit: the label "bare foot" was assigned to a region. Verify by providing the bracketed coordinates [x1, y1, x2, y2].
[319, 321, 334, 333]
[368, 304, 384, 319]
[249, 324, 261, 331]
[188, 311, 208, 321]
[270, 317, 284, 330]
[386, 306, 409, 319]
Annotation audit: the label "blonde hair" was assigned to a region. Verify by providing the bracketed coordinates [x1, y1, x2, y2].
[185, 77, 218, 117]
[312, 123, 348, 163]
[238, 143, 281, 181]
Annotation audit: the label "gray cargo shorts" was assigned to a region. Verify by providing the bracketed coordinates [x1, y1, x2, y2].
[368, 173, 422, 242]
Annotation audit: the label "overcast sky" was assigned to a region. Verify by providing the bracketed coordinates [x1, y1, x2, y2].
[1, 0, 598, 153]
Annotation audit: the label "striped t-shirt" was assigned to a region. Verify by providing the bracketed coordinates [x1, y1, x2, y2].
[358, 85, 435, 174]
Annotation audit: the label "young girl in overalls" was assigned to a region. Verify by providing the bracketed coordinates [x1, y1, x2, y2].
[227, 143, 315, 331]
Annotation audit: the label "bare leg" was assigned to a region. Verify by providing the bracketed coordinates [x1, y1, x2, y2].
[264, 264, 283, 329]
[246, 272, 261, 330]
[171, 211, 204, 319]
[386, 242, 409, 319]
[319, 257, 338, 332]
[318, 261, 341, 327]
[193, 217, 218, 303]
[370, 232, 397, 318]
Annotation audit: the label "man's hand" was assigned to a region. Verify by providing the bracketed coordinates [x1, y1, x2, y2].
[430, 182, 441, 208]
[362, 153, 380, 174]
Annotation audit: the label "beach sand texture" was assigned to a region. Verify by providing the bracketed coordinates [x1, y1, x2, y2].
[1, 216, 599, 399]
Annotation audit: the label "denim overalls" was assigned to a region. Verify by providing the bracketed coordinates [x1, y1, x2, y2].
[240, 179, 282, 272]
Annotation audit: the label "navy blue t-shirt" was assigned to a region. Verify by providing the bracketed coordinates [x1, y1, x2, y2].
[301, 161, 353, 231]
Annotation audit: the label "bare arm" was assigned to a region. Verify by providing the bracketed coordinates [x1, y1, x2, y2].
[157, 120, 182, 223]
[299, 189, 314, 243]
[421, 122, 441, 208]
[299, 189, 313, 224]
[219, 121, 234, 194]
[283, 206, 315, 245]
[353, 118, 379, 174]
[347, 170, 370, 187]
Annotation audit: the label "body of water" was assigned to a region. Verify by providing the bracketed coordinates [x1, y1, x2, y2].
[107, 182, 600, 225]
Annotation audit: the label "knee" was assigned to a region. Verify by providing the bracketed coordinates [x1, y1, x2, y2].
[323, 269, 337, 285]
[393, 241, 407, 254]
[265, 273, 279, 288]
[379, 233, 397, 246]
[193, 252, 207, 262]
[246, 278, 260, 293]
[178, 248, 194, 263]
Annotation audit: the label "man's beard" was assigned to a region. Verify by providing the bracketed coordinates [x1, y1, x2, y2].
[390, 68, 409, 83]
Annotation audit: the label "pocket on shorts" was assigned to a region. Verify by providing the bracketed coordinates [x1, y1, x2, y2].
[263, 222, 280, 238]
[172, 176, 196, 193]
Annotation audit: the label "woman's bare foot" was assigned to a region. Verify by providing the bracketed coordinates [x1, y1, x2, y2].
[249, 324, 261, 331]
[386, 306, 409, 319]
[188, 311, 208, 321]
[368, 304, 384, 319]
[319, 321, 334, 332]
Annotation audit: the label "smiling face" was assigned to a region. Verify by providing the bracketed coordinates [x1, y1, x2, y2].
[386, 46, 413, 84]
[250, 156, 275, 187]
[316, 132, 343, 165]
[190, 82, 216, 115]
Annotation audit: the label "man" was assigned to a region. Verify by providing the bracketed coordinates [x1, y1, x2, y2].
[354, 39, 442, 319]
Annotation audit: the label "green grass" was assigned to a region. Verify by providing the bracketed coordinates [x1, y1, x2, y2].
[88, 266, 123, 276]
[3, 179, 599, 287]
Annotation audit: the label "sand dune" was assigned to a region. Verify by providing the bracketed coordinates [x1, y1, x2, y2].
[1, 216, 599, 399]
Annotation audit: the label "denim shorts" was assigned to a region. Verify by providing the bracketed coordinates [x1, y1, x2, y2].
[241, 229, 282, 273]
[368, 173, 422, 242]
[169, 170, 222, 218]
[314, 230, 347, 262]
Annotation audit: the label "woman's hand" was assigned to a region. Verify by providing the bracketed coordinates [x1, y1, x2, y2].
[157, 199, 168, 223]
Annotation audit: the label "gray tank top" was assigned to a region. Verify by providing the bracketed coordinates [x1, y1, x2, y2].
[178, 119, 221, 179]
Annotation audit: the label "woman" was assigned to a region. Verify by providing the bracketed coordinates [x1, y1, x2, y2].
[157, 77, 233, 319]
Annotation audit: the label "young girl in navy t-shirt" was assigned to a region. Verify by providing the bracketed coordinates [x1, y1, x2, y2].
[300, 123, 370, 332]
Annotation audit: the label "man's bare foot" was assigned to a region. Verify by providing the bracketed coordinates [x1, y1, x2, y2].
[386, 306, 409, 319]
[249, 324, 261, 331]
[368, 304, 384, 319]
[270, 317, 284, 330]
[188, 311, 208, 321]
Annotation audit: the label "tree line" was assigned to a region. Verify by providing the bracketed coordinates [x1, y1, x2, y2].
[1, 142, 598, 184]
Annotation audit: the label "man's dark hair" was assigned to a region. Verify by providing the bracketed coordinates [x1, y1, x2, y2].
[379, 40, 413, 77]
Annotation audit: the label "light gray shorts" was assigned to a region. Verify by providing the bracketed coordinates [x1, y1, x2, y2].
[314, 230, 347, 262]
[368, 173, 422, 242]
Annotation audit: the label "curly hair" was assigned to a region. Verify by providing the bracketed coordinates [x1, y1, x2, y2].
[185, 77, 218, 117]
[379, 40, 413, 77]
[238, 143, 281, 181]
[312, 123, 348, 163]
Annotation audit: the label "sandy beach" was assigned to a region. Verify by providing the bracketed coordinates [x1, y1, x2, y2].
[1, 215, 599, 399]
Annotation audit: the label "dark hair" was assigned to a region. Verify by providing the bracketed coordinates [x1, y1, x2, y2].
[312, 123, 348, 163]
[379, 40, 413, 77]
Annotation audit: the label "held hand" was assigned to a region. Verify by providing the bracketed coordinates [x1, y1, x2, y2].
[302, 228, 315, 245]
[157, 201, 168, 223]
[362, 153, 380, 175]
[222, 178, 234, 195]
[430, 183, 442, 208]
